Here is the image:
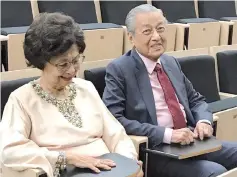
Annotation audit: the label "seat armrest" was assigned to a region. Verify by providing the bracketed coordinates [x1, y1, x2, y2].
[129, 135, 148, 177]
[219, 92, 237, 99]
[217, 167, 237, 177]
[1, 164, 46, 177]
[213, 115, 219, 122]
[129, 135, 148, 154]
[219, 21, 233, 45]
[173, 23, 188, 51]
[173, 23, 190, 28]
[0, 35, 8, 41]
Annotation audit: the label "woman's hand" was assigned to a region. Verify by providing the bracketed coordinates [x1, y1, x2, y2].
[66, 152, 116, 173]
[137, 160, 144, 177]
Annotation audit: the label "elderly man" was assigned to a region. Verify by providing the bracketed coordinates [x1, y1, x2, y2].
[102, 4, 237, 177]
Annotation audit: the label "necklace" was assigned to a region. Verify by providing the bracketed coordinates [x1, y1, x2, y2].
[31, 80, 82, 128]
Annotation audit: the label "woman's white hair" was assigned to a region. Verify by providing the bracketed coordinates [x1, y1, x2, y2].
[125, 4, 167, 35]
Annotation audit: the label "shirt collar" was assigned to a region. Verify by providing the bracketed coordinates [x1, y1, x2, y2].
[136, 50, 161, 75]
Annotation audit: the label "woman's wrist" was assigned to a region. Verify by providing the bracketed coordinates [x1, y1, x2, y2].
[65, 151, 74, 164]
[53, 151, 67, 177]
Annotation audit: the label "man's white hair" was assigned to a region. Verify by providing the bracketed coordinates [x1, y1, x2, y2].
[125, 4, 167, 35]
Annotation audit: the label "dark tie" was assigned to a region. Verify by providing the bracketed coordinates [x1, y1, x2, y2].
[154, 63, 186, 129]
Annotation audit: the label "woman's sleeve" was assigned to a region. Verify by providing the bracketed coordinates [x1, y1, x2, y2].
[0, 93, 61, 177]
[88, 82, 138, 160]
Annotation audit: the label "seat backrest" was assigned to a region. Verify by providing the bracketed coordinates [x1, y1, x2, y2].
[1, 77, 38, 118]
[38, 1, 98, 23]
[1, 1, 33, 28]
[100, 1, 147, 25]
[84, 67, 106, 98]
[177, 55, 220, 103]
[198, 1, 237, 20]
[217, 50, 237, 94]
[152, 0, 197, 22]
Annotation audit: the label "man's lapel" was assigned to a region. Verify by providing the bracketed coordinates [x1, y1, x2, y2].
[131, 49, 158, 125]
[160, 56, 186, 107]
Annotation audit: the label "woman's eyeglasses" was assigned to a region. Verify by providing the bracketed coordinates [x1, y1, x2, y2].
[49, 54, 85, 73]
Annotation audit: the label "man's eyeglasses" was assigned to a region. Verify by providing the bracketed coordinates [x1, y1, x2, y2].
[49, 54, 85, 73]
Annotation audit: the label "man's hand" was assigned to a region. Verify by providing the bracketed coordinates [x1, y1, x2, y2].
[171, 128, 195, 145]
[194, 122, 213, 140]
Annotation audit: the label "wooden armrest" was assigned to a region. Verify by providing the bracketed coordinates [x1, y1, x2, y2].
[173, 23, 186, 51]
[220, 21, 235, 25]
[213, 115, 219, 122]
[129, 135, 148, 154]
[1, 164, 45, 177]
[173, 23, 190, 28]
[219, 92, 237, 99]
[0, 35, 8, 41]
[217, 167, 237, 177]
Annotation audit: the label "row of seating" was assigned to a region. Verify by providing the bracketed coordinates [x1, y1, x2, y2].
[2, 44, 237, 92]
[1, 47, 237, 177]
[1, 45, 237, 140]
[1, 1, 237, 72]
[2, 0, 237, 27]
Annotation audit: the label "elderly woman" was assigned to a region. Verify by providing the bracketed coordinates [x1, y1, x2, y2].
[0, 13, 143, 177]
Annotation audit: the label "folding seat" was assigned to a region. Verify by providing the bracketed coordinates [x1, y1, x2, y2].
[100, 1, 147, 25]
[198, 1, 237, 20]
[33, 0, 124, 62]
[216, 50, 237, 95]
[37, 1, 98, 23]
[99, 0, 177, 53]
[152, 0, 221, 50]
[1, 1, 34, 71]
[5, 0, 123, 71]
[198, 0, 237, 45]
[177, 55, 237, 141]
[1, 77, 38, 118]
[1, 1, 33, 28]
[83, 65, 148, 177]
[209, 44, 237, 92]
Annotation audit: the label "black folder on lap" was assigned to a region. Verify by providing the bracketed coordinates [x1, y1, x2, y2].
[145, 136, 222, 159]
[60, 153, 140, 177]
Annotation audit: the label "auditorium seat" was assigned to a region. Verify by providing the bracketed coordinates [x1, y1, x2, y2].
[32, 0, 124, 62]
[177, 55, 237, 141]
[152, 0, 221, 50]
[99, 0, 177, 52]
[198, 1, 237, 20]
[83, 67, 148, 176]
[80, 23, 124, 62]
[198, 1, 237, 45]
[152, 1, 197, 23]
[1, 1, 33, 71]
[100, 0, 147, 25]
[209, 45, 237, 91]
[37, 1, 98, 23]
[217, 50, 237, 94]
[78, 59, 114, 78]
[1, 1, 33, 29]
[1, 77, 38, 117]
